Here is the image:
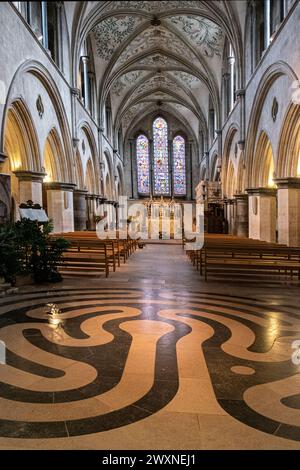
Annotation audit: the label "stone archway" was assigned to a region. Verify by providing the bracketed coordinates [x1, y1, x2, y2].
[275, 104, 300, 245]
[2, 100, 41, 221]
[248, 131, 277, 243]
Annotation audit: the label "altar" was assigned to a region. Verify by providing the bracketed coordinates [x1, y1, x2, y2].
[127, 197, 197, 241]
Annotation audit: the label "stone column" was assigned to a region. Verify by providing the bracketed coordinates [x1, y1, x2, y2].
[41, 1, 48, 50]
[14, 170, 45, 206]
[73, 189, 88, 231]
[227, 199, 237, 235]
[274, 177, 300, 246]
[234, 193, 249, 237]
[0, 152, 8, 172]
[228, 44, 235, 111]
[81, 56, 90, 111]
[247, 188, 277, 242]
[44, 182, 75, 233]
[86, 194, 96, 230]
[264, 0, 271, 49]
[222, 199, 229, 234]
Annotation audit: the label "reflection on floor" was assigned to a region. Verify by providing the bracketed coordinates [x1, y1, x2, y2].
[0, 244, 299, 449]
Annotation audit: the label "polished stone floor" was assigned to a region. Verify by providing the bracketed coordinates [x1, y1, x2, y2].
[0, 244, 300, 449]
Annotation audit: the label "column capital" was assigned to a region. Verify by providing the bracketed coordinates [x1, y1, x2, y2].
[74, 188, 88, 196]
[238, 140, 245, 150]
[246, 187, 277, 196]
[73, 137, 80, 149]
[43, 182, 76, 191]
[273, 177, 300, 189]
[236, 88, 245, 97]
[81, 55, 89, 64]
[234, 193, 248, 201]
[14, 170, 46, 182]
[0, 151, 8, 164]
[71, 87, 80, 97]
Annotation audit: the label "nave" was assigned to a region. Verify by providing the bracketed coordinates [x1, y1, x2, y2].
[0, 244, 299, 449]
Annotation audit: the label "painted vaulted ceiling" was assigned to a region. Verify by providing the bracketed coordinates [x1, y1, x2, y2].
[78, 1, 238, 141]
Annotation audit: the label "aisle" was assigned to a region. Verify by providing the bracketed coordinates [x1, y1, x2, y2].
[0, 244, 299, 449]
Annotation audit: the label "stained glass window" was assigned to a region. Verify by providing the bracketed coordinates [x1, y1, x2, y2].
[173, 135, 186, 195]
[136, 134, 150, 194]
[153, 117, 169, 195]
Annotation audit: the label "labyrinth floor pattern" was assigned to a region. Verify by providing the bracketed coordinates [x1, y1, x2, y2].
[0, 284, 300, 449]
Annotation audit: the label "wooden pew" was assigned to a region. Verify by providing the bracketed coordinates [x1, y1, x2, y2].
[186, 235, 300, 282]
[52, 231, 139, 278]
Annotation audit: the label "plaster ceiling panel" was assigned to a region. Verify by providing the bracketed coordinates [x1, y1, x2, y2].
[141, 92, 176, 102]
[122, 102, 151, 132]
[103, 1, 202, 15]
[166, 15, 224, 59]
[92, 15, 146, 62]
[135, 53, 183, 68]
[166, 103, 199, 136]
[167, 71, 201, 90]
[115, 25, 199, 70]
[111, 70, 149, 97]
[128, 74, 189, 103]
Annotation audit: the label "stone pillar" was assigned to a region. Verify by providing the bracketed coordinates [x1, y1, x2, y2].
[247, 188, 277, 242]
[0, 152, 8, 172]
[228, 199, 237, 235]
[234, 193, 248, 237]
[44, 182, 75, 233]
[222, 199, 229, 234]
[14, 170, 45, 206]
[86, 194, 96, 230]
[81, 56, 90, 111]
[274, 177, 300, 246]
[41, 1, 48, 50]
[73, 189, 88, 231]
[264, 0, 271, 49]
[228, 44, 235, 111]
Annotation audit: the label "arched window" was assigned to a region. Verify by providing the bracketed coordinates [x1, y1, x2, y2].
[136, 135, 150, 194]
[173, 135, 186, 195]
[153, 117, 169, 195]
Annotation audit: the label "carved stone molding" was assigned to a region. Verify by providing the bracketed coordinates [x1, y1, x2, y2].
[14, 170, 46, 182]
[273, 177, 300, 189]
[43, 182, 76, 191]
[246, 187, 277, 196]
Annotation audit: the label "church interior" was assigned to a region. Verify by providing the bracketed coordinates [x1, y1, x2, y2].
[0, 0, 300, 451]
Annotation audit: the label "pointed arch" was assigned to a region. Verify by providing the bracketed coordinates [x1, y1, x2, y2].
[2, 60, 74, 183]
[251, 131, 275, 188]
[277, 103, 300, 178]
[74, 151, 84, 189]
[85, 158, 96, 194]
[4, 99, 40, 172]
[43, 128, 65, 182]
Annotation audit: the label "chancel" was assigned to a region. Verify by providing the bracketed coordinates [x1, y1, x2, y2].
[0, 0, 300, 452]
